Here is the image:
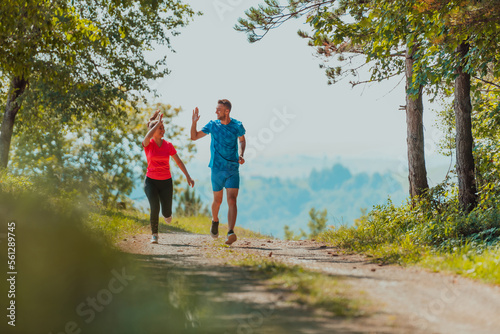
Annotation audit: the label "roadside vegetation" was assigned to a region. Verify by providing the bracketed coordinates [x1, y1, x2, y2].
[317, 181, 500, 285]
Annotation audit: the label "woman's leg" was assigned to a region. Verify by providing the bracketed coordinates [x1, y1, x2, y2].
[158, 178, 173, 220]
[144, 177, 160, 234]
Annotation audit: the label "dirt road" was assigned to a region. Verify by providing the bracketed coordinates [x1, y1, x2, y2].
[118, 231, 500, 334]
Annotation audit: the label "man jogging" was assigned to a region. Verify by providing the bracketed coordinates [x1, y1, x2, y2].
[191, 99, 246, 245]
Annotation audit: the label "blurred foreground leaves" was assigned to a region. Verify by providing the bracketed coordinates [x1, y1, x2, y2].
[0, 189, 213, 334]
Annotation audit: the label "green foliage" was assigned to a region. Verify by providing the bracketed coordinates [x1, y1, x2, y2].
[435, 76, 500, 191]
[420, 245, 500, 285]
[10, 102, 195, 207]
[174, 187, 210, 217]
[0, 0, 200, 168]
[0, 168, 34, 195]
[0, 0, 199, 94]
[283, 224, 307, 241]
[317, 176, 500, 282]
[308, 207, 328, 237]
[283, 207, 334, 240]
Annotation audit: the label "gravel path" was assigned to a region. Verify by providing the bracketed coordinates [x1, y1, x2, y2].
[118, 231, 500, 334]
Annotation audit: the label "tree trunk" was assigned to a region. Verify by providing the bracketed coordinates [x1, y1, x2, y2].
[454, 41, 477, 212]
[405, 45, 429, 200]
[0, 76, 28, 169]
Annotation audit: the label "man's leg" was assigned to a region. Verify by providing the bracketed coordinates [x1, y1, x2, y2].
[212, 190, 223, 222]
[210, 169, 225, 239]
[226, 188, 239, 232]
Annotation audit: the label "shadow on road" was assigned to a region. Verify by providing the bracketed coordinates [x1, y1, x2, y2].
[130, 252, 410, 334]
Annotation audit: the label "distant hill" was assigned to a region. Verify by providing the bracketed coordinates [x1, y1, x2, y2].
[233, 164, 406, 238]
[154, 162, 407, 238]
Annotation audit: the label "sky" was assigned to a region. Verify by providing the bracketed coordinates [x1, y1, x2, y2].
[146, 0, 451, 182]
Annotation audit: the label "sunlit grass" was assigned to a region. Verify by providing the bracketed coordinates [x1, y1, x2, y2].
[86, 209, 149, 243]
[84, 209, 268, 244]
[317, 199, 500, 285]
[419, 246, 500, 285]
[317, 226, 426, 264]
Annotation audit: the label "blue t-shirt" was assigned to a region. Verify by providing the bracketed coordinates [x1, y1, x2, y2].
[202, 118, 246, 171]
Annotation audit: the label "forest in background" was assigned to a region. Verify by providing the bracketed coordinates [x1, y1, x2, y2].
[131, 162, 406, 238]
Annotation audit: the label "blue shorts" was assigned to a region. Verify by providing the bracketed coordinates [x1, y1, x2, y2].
[211, 169, 240, 192]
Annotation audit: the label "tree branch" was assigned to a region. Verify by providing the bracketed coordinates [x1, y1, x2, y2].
[238, 0, 337, 42]
[350, 72, 400, 87]
[473, 76, 500, 89]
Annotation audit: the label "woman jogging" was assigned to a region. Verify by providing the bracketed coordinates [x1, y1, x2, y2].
[143, 110, 194, 244]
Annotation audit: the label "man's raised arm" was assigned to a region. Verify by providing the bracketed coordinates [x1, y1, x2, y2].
[191, 107, 207, 141]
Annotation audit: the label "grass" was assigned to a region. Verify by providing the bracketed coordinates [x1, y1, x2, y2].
[317, 224, 427, 265]
[318, 225, 500, 285]
[84, 209, 268, 244]
[317, 193, 500, 285]
[419, 245, 500, 285]
[86, 208, 149, 243]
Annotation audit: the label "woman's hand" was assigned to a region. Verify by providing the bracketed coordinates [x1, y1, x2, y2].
[143, 113, 163, 147]
[151, 113, 163, 128]
[150, 110, 159, 122]
[186, 176, 195, 188]
[150, 109, 162, 123]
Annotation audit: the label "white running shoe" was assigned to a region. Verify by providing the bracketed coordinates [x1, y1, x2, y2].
[151, 234, 158, 244]
[225, 232, 237, 245]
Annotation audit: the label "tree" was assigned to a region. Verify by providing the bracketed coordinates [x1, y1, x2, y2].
[10, 102, 195, 207]
[174, 187, 210, 217]
[307, 207, 328, 237]
[236, 0, 430, 200]
[409, 0, 500, 211]
[309, 163, 352, 190]
[283, 207, 328, 239]
[454, 41, 478, 211]
[0, 0, 199, 168]
[437, 75, 500, 195]
[283, 224, 307, 240]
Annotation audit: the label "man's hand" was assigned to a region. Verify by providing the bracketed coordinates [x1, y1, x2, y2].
[239, 156, 245, 165]
[192, 107, 200, 123]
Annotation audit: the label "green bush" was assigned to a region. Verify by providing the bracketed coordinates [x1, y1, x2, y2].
[318, 178, 500, 273]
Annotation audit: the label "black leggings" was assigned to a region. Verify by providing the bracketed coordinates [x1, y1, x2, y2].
[144, 177, 173, 234]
